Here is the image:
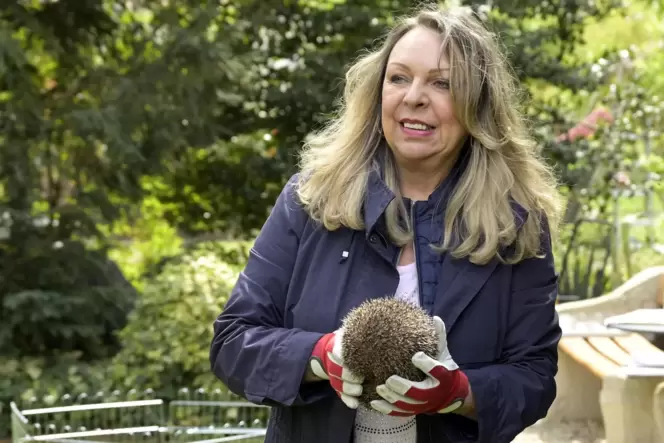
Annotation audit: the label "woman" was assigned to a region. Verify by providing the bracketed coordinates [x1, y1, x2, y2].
[210, 4, 563, 443]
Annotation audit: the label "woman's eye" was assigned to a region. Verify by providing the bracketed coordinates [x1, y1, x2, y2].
[388, 74, 407, 83]
[434, 79, 450, 89]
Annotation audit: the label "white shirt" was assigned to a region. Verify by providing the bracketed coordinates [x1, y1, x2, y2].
[353, 261, 419, 443]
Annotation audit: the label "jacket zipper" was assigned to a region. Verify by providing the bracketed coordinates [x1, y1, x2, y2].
[410, 202, 424, 307]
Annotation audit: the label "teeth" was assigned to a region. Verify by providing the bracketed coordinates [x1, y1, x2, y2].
[402, 122, 430, 130]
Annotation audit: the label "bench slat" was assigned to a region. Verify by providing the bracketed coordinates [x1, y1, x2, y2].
[614, 334, 664, 356]
[587, 337, 632, 366]
[560, 337, 620, 378]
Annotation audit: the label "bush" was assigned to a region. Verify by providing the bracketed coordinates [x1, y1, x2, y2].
[0, 234, 137, 360]
[106, 240, 251, 396]
[0, 240, 251, 438]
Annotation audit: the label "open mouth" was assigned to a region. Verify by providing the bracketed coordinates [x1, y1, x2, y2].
[400, 121, 435, 132]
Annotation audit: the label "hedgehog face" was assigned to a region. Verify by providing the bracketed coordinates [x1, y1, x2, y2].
[340, 297, 439, 406]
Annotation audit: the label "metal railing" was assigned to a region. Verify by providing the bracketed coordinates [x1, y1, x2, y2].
[10, 388, 268, 443]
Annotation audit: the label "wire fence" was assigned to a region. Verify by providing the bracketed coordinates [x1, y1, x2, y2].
[10, 388, 268, 443]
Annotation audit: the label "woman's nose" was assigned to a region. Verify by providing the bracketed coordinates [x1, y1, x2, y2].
[403, 82, 429, 108]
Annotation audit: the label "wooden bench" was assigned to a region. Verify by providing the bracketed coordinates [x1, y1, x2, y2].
[560, 333, 663, 378]
[559, 332, 664, 442]
[548, 266, 664, 443]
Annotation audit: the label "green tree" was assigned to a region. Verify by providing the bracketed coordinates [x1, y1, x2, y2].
[0, 0, 252, 358]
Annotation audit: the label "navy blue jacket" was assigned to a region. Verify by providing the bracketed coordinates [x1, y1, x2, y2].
[210, 159, 562, 442]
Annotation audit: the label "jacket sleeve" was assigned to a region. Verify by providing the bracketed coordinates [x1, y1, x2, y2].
[463, 221, 562, 443]
[209, 174, 328, 407]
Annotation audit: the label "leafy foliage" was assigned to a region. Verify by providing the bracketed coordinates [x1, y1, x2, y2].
[2, 0, 664, 438]
[544, 43, 664, 297]
[0, 241, 250, 436]
[0, 353, 108, 438]
[0, 0, 642, 239]
[151, 133, 290, 237]
[0, 219, 137, 360]
[107, 241, 251, 395]
[0, 0, 252, 370]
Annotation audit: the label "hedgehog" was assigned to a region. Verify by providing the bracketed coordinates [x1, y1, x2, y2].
[340, 297, 439, 406]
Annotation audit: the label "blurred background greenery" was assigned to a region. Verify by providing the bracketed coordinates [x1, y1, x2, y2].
[1, 0, 664, 437]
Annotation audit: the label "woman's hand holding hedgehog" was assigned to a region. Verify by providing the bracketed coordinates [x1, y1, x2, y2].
[372, 316, 470, 417]
[308, 327, 366, 409]
[340, 298, 470, 417]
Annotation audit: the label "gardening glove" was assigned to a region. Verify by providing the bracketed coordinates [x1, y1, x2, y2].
[310, 328, 365, 409]
[370, 316, 469, 417]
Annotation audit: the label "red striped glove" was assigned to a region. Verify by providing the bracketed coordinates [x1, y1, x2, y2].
[310, 328, 364, 409]
[370, 316, 469, 416]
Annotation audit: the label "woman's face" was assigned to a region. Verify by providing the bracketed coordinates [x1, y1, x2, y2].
[381, 26, 468, 169]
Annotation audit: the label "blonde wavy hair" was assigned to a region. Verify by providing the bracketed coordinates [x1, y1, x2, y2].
[296, 5, 563, 265]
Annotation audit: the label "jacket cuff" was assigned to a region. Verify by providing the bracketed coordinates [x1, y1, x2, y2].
[464, 367, 498, 442]
[270, 330, 329, 406]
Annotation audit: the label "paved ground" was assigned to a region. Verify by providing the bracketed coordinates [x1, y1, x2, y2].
[514, 419, 606, 443]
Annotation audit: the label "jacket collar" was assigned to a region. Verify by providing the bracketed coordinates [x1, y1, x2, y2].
[362, 144, 470, 235]
[363, 166, 394, 236]
[362, 144, 528, 237]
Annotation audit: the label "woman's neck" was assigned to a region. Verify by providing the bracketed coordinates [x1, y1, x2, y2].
[397, 158, 455, 201]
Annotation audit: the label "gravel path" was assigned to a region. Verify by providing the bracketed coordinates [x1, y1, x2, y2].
[513, 419, 606, 443]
